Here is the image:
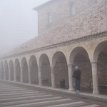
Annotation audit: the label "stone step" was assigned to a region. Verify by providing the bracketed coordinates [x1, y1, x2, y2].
[82, 105, 100, 107]
[0, 91, 40, 94]
[6, 99, 72, 107]
[2, 97, 62, 106]
[0, 90, 30, 92]
[46, 101, 86, 107]
[0, 95, 53, 103]
[0, 92, 40, 95]
[0, 90, 40, 94]
[0, 92, 45, 97]
[0, 93, 49, 99]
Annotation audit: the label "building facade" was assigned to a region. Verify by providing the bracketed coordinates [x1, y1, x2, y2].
[0, 0, 107, 95]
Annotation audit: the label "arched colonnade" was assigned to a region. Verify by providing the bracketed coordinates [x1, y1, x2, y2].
[0, 40, 107, 95]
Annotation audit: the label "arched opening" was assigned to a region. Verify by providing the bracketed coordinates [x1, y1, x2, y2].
[70, 47, 92, 93]
[9, 60, 14, 81]
[21, 57, 29, 83]
[4, 61, 9, 80]
[52, 52, 69, 89]
[94, 41, 107, 95]
[0, 62, 5, 80]
[29, 55, 38, 84]
[39, 54, 51, 86]
[15, 59, 21, 82]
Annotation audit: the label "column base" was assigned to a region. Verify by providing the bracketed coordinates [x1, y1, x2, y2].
[93, 92, 99, 95]
[52, 85, 56, 88]
[69, 88, 74, 91]
[93, 90, 99, 95]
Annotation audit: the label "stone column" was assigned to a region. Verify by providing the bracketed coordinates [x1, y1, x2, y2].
[68, 64, 74, 91]
[51, 66, 55, 88]
[91, 61, 99, 95]
[38, 66, 42, 86]
[12, 63, 15, 82]
[3, 62, 6, 80]
[20, 60, 23, 83]
[14, 65, 17, 82]
[8, 62, 11, 81]
[28, 65, 31, 84]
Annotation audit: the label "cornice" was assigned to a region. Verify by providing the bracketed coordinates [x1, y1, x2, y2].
[0, 31, 107, 60]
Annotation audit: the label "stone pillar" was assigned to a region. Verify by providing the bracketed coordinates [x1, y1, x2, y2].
[21, 68, 23, 83]
[28, 64, 31, 84]
[68, 64, 74, 91]
[38, 66, 42, 86]
[8, 62, 11, 81]
[14, 65, 17, 82]
[51, 66, 55, 88]
[12, 63, 15, 82]
[91, 61, 99, 95]
[0, 65, 1, 80]
[3, 62, 6, 80]
[20, 60, 23, 83]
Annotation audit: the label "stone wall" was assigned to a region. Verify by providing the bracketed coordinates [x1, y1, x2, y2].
[3, 0, 107, 57]
[37, 0, 107, 43]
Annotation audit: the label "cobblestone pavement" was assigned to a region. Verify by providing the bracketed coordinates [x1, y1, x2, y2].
[0, 82, 107, 107]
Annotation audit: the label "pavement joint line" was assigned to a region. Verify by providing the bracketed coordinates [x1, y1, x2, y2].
[0, 93, 50, 98]
[0, 92, 45, 96]
[6, 98, 72, 107]
[2, 97, 63, 105]
[0, 91, 40, 93]
[0, 95, 48, 99]
[0, 91, 40, 92]
[0, 95, 54, 102]
[45, 101, 86, 107]
[82, 105, 100, 107]
[0, 92, 42, 94]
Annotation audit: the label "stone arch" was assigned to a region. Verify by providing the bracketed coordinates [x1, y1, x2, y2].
[4, 61, 9, 80]
[0, 62, 5, 80]
[70, 47, 92, 93]
[9, 60, 14, 81]
[15, 59, 21, 82]
[21, 57, 29, 83]
[29, 55, 38, 84]
[94, 41, 107, 94]
[39, 54, 51, 86]
[52, 51, 69, 89]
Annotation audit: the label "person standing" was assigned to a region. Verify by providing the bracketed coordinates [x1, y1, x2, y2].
[73, 66, 81, 92]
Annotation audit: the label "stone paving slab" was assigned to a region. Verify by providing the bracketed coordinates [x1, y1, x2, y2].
[0, 81, 106, 107]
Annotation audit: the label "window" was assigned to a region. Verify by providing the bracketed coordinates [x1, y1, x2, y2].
[88, 0, 98, 6]
[69, 1, 76, 16]
[48, 13, 53, 24]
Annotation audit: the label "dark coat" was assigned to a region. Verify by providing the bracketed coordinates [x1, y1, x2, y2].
[73, 69, 81, 80]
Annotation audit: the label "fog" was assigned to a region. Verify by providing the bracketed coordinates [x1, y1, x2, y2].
[0, 0, 49, 55]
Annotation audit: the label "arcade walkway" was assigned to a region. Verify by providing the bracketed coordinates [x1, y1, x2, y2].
[0, 81, 106, 107]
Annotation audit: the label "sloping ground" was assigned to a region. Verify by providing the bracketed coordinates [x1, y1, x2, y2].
[0, 81, 105, 107]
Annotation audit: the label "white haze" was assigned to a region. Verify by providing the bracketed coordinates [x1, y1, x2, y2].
[0, 0, 50, 55]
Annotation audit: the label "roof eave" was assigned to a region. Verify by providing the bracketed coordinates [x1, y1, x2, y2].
[33, 0, 53, 11]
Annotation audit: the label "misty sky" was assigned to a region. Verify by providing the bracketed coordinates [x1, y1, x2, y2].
[0, 0, 49, 54]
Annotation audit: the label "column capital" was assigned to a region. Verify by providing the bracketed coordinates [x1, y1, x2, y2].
[67, 63, 74, 67]
[91, 61, 97, 64]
